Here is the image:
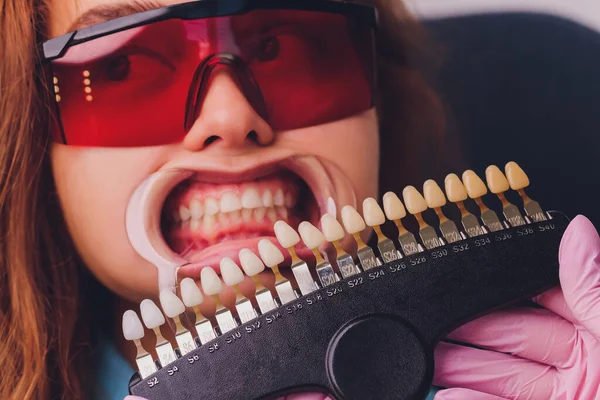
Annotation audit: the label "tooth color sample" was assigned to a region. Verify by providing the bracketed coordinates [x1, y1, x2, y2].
[298, 221, 325, 250]
[200, 267, 223, 296]
[402, 186, 427, 215]
[505, 161, 530, 190]
[462, 170, 488, 199]
[180, 278, 204, 307]
[341, 206, 366, 234]
[122, 310, 145, 341]
[274, 221, 300, 248]
[444, 174, 468, 203]
[362, 197, 386, 227]
[257, 239, 284, 267]
[321, 213, 345, 242]
[423, 180, 447, 209]
[382, 192, 407, 220]
[140, 299, 165, 329]
[159, 290, 186, 318]
[485, 165, 510, 194]
[220, 257, 245, 286]
[239, 249, 265, 276]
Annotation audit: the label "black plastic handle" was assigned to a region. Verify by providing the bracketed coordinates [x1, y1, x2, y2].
[130, 212, 567, 400]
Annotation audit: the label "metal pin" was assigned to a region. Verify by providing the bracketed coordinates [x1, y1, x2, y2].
[462, 170, 504, 232]
[321, 213, 361, 278]
[200, 267, 239, 335]
[258, 239, 298, 305]
[179, 278, 217, 345]
[423, 180, 462, 244]
[382, 192, 421, 256]
[505, 162, 547, 222]
[159, 290, 197, 356]
[140, 299, 177, 367]
[298, 221, 340, 287]
[363, 198, 401, 262]
[239, 248, 278, 314]
[486, 165, 526, 227]
[403, 186, 443, 249]
[341, 205, 380, 270]
[221, 257, 258, 324]
[274, 221, 318, 295]
[122, 310, 157, 378]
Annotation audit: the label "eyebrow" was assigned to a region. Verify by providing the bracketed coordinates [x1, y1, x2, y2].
[67, 0, 163, 32]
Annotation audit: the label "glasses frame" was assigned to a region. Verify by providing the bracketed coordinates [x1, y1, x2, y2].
[42, 0, 378, 62]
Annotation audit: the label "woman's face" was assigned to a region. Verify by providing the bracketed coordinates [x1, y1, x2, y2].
[48, 0, 380, 302]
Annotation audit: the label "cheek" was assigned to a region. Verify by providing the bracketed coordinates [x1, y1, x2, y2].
[50, 145, 167, 301]
[279, 109, 380, 202]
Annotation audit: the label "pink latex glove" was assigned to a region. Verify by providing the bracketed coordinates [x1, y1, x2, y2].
[125, 395, 330, 400]
[434, 215, 600, 399]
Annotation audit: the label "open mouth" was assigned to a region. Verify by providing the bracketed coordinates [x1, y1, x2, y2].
[160, 163, 323, 276]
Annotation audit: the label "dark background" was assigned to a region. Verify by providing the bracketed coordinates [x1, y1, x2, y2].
[423, 12, 600, 226]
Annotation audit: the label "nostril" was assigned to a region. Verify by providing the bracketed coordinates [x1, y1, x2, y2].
[204, 135, 220, 146]
[246, 130, 259, 143]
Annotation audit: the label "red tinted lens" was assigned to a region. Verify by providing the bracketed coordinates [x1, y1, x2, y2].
[50, 10, 374, 147]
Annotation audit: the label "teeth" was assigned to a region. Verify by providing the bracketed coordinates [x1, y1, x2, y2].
[485, 165, 510, 194]
[241, 187, 263, 209]
[423, 180, 447, 209]
[262, 190, 274, 207]
[276, 206, 288, 220]
[254, 207, 266, 221]
[285, 192, 295, 208]
[298, 221, 325, 250]
[159, 290, 186, 318]
[203, 214, 216, 232]
[383, 192, 407, 220]
[220, 257, 246, 286]
[242, 208, 253, 222]
[462, 170, 488, 199]
[179, 205, 191, 222]
[229, 210, 241, 223]
[505, 161, 530, 190]
[258, 239, 284, 267]
[321, 213, 345, 242]
[204, 197, 219, 215]
[402, 186, 428, 215]
[218, 213, 229, 225]
[220, 192, 242, 213]
[180, 278, 204, 307]
[239, 248, 265, 276]
[341, 205, 366, 234]
[444, 174, 468, 203]
[140, 299, 166, 329]
[200, 267, 223, 296]
[190, 219, 200, 231]
[122, 310, 145, 341]
[190, 199, 204, 219]
[274, 220, 300, 248]
[274, 188, 285, 207]
[362, 197, 386, 227]
[267, 207, 278, 222]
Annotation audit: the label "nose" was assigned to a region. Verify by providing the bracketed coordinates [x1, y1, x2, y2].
[183, 67, 274, 151]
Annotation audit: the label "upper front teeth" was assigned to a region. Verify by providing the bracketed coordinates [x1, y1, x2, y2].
[176, 185, 297, 223]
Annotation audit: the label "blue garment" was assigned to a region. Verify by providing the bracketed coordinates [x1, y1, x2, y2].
[96, 338, 439, 399]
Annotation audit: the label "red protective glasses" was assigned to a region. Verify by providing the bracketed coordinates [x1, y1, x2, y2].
[42, 0, 377, 147]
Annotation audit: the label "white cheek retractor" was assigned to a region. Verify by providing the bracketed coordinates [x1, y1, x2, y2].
[126, 169, 193, 293]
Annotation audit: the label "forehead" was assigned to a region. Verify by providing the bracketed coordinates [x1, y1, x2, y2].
[48, 0, 195, 38]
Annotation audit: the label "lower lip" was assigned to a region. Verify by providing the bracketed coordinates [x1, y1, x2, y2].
[176, 236, 315, 279]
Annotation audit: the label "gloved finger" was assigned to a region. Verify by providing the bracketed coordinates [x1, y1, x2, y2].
[446, 307, 579, 368]
[434, 342, 557, 399]
[558, 215, 600, 338]
[532, 286, 577, 326]
[434, 388, 507, 400]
